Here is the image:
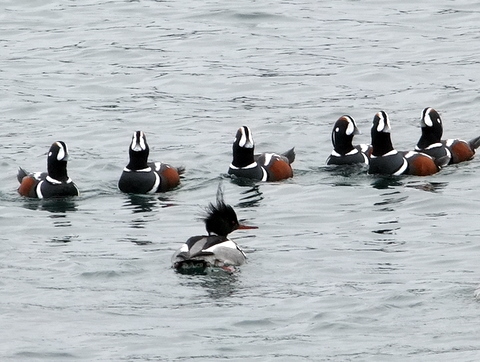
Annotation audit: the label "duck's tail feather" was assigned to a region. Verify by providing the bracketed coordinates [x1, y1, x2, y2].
[176, 166, 186, 176]
[17, 167, 29, 183]
[282, 147, 295, 164]
[468, 135, 480, 151]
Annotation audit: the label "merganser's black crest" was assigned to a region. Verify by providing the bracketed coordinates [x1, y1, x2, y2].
[171, 185, 255, 275]
[228, 126, 294, 181]
[204, 199, 240, 237]
[118, 131, 184, 194]
[326, 115, 371, 165]
[17, 141, 79, 199]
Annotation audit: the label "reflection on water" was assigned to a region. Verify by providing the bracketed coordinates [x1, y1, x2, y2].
[118, 237, 152, 245]
[179, 271, 239, 300]
[228, 175, 258, 188]
[371, 177, 449, 193]
[123, 194, 158, 213]
[49, 214, 72, 228]
[122, 194, 178, 214]
[374, 193, 407, 206]
[405, 181, 449, 193]
[120, 195, 167, 238]
[373, 191, 408, 213]
[22, 198, 78, 213]
[47, 235, 78, 244]
[372, 227, 399, 235]
[326, 164, 369, 178]
[363, 239, 406, 253]
[371, 176, 404, 190]
[237, 185, 263, 208]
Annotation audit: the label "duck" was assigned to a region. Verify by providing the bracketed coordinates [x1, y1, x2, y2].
[326, 115, 371, 165]
[17, 141, 79, 198]
[369, 111, 443, 176]
[171, 187, 256, 274]
[118, 131, 184, 194]
[228, 126, 295, 181]
[415, 107, 480, 164]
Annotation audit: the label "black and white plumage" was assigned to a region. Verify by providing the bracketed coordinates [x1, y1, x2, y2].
[171, 188, 255, 274]
[118, 131, 184, 194]
[228, 126, 295, 181]
[326, 115, 371, 165]
[369, 111, 441, 176]
[416, 107, 480, 165]
[17, 141, 79, 199]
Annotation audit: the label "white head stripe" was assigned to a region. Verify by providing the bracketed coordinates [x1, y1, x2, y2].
[132, 131, 146, 151]
[376, 112, 391, 132]
[237, 127, 254, 148]
[377, 114, 385, 132]
[238, 128, 247, 147]
[424, 110, 433, 127]
[346, 120, 355, 136]
[56, 142, 66, 161]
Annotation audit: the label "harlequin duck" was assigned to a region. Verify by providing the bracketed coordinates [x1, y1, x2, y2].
[17, 141, 79, 198]
[415, 107, 480, 164]
[228, 126, 295, 181]
[369, 111, 443, 176]
[118, 131, 184, 194]
[171, 187, 256, 274]
[326, 115, 372, 165]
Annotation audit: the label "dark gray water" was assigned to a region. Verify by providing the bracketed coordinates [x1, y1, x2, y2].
[2, 1, 480, 360]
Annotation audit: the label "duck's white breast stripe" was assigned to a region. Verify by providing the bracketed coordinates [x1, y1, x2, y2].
[148, 172, 160, 193]
[393, 158, 408, 176]
[36, 181, 44, 199]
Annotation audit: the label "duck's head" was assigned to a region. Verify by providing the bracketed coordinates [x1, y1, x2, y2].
[231, 126, 255, 167]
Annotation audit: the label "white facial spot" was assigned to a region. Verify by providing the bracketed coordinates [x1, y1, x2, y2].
[335, 127, 340, 133]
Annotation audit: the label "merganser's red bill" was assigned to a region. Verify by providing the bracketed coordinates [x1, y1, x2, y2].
[237, 224, 258, 230]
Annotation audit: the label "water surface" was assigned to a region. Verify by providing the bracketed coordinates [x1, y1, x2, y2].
[2, 0, 480, 360]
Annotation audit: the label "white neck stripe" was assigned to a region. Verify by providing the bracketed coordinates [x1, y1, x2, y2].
[123, 167, 151, 172]
[229, 162, 258, 170]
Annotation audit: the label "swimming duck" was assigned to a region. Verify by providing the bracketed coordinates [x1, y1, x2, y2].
[171, 187, 256, 274]
[228, 126, 295, 181]
[118, 131, 184, 193]
[17, 141, 79, 198]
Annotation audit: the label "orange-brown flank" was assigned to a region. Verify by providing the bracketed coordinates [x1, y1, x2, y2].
[268, 159, 293, 181]
[160, 167, 181, 191]
[17, 176, 36, 197]
[408, 154, 438, 176]
[450, 141, 474, 164]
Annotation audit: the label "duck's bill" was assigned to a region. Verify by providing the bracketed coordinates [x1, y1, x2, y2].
[238, 224, 258, 230]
